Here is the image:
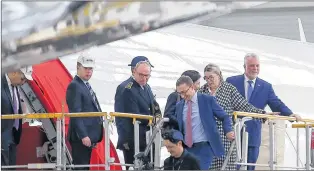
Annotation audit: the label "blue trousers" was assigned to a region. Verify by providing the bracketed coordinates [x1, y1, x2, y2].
[237, 146, 259, 170]
[247, 146, 259, 170]
[186, 142, 214, 170]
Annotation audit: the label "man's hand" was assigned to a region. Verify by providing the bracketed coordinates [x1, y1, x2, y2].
[123, 143, 130, 150]
[289, 114, 302, 122]
[226, 131, 235, 141]
[82, 136, 91, 147]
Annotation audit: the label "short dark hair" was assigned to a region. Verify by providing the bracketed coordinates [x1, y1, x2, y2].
[176, 75, 193, 87]
[181, 70, 201, 83]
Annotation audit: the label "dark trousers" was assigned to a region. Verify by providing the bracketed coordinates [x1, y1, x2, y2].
[247, 146, 259, 170]
[70, 142, 92, 170]
[186, 142, 214, 170]
[1, 143, 17, 169]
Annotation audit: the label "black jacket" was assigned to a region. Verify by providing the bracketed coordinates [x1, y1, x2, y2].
[163, 149, 200, 170]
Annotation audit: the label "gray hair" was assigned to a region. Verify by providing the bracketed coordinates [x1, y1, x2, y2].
[176, 75, 193, 87]
[204, 63, 223, 80]
[131, 61, 152, 72]
[244, 53, 259, 66]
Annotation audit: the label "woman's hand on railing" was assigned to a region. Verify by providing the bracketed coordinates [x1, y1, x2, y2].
[289, 114, 302, 122]
[226, 131, 235, 141]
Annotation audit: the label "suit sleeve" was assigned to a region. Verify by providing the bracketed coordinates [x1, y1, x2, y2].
[66, 83, 88, 139]
[225, 77, 232, 83]
[230, 85, 266, 120]
[267, 84, 293, 116]
[210, 96, 233, 134]
[164, 92, 179, 118]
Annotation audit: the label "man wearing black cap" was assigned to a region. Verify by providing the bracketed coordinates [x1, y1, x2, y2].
[162, 129, 200, 170]
[114, 56, 162, 169]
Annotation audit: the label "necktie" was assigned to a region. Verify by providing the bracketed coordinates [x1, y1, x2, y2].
[11, 85, 19, 130]
[185, 100, 193, 148]
[247, 80, 254, 101]
[85, 82, 100, 111]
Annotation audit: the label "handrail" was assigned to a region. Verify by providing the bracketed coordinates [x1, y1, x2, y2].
[1, 112, 154, 122]
[292, 124, 314, 128]
[110, 112, 154, 125]
[233, 111, 314, 123]
[1, 112, 108, 119]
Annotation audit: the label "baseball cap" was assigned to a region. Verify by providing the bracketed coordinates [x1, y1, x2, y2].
[162, 129, 184, 143]
[20, 66, 33, 80]
[77, 52, 96, 68]
[128, 56, 154, 68]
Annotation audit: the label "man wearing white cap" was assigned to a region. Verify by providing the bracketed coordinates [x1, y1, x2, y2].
[66, 52, 103, 170]
[1, 66, 33, 166]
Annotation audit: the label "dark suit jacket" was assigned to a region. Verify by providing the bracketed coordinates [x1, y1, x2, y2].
[1, 76, 23, 149]
[163, 149, 200, 170]
[66, 75, 103, 143]
[226, 74, 292, 147]
[174, 93, 232, 157]
[114, 77, 157, 149]
[164, 91, 182, 118]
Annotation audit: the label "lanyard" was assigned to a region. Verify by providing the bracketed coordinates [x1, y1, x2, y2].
[172, 158, 184, 170]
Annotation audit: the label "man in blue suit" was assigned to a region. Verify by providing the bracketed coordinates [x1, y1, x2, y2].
[1, 66, 33, 166]
[226, 53, 301, 170]
[114, 56, 161, 169]
[66, 52, 103, 170]
[172, 75, 234, 170]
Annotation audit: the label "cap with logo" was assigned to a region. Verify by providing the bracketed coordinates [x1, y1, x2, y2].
[77, 52, 96, 68]
[128, 56, 154, 68]
[20, 66, 33, 80]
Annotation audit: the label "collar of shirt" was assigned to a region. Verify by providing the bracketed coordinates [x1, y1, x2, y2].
[185, 92, 197, 104]
[131, 76, 145, 89]
[244, 74, 256, 85]
[5, 74, 12, 86]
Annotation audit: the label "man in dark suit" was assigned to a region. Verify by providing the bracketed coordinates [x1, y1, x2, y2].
[226, 53, 301, 170]
[164, 70, 201, 121]
[114, 56, 161, 169]
[172, 75, 234, 170]
[66, 52, 103, 170]
[1, 66, 33, 166]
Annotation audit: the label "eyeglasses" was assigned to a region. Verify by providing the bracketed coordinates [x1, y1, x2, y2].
[177, 85, 191, 96]
[136, 72, 151, 78]
[203, 75, 215, 80]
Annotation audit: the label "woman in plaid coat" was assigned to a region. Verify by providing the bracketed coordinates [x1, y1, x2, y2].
[198, 63, 266, 170]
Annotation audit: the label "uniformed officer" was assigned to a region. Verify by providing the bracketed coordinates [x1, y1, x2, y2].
[114, 56, 161, 169]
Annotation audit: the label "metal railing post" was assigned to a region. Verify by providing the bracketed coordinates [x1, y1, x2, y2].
[56, 118, 62, 170]
[235, 118, 242, 162]
[305, 125, 312, 170]
[311, 128, 314, 168]
[104, 117, 110, 170]
[154, 129, 162, 169]
[296, 128, 300, 170]
[269, 120, 276, 170]
[133, 120, 141, 170]
[240, 124, 248, 170]
[150, 125, 153, 164]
